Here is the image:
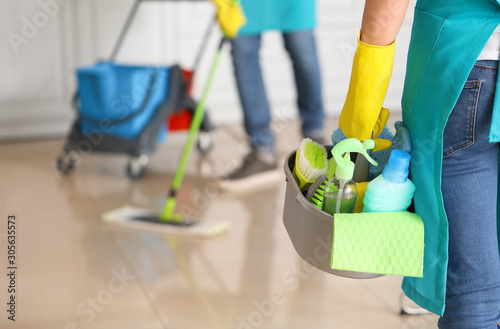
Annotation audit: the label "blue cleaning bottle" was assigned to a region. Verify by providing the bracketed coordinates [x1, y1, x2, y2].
[362, 149, 416, 213]
[322, 138, 378, 215]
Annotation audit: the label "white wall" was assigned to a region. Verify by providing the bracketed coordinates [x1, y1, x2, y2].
[0, 0, 415, 140]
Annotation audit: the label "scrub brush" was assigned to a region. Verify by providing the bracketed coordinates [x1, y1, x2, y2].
[292, 138, 328, 191]
[306, 175, 329, 210]
[305, 157, 336, 210]
[306, 175, 368, 213]
[326, 157, 337, 180]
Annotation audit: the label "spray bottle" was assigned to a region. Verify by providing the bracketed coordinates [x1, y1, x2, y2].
[323, 138, 378, 215]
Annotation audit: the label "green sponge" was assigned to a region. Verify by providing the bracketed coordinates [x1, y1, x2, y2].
[331, 211, 424, 277]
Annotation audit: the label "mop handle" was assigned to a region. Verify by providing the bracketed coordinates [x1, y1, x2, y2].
[110, 0, 141, 62]
[191, 16, 218, 80]
[161, 38, 227, 221]
[180, 16, 218, 97]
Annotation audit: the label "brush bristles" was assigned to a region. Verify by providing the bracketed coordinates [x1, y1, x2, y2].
[311, 182, 326, 209]
[326, 157, 337, 180]
[297, 138, 328, 181]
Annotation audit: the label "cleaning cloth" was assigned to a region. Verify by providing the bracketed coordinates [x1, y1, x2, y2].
[331, 211, 424, 277]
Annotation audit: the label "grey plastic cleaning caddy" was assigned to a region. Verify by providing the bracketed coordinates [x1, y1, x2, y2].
[282, 150, 382, 279]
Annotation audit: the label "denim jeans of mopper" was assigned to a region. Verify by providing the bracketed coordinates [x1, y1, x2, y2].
[439, 60, 500, 329]
[230, 30, 325, 153]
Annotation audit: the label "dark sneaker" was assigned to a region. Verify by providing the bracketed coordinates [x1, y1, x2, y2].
[217, 148, 281, 193]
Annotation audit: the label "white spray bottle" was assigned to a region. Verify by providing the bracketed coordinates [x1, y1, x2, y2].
[323, 138, 378, 215]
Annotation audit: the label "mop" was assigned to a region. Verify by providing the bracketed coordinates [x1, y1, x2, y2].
[102, 34, 231, 238]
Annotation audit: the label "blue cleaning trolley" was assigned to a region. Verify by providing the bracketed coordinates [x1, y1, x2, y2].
[56, 0, 215, 179]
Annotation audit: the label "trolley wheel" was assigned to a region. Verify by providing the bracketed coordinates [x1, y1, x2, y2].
[56, 151, 77, 175]
[196, 131, 213, 155]
[126, 155, 149, 180]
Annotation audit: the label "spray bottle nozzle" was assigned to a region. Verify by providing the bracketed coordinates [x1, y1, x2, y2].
[362, 139, 375, 150]
[331, 138, 378, 181]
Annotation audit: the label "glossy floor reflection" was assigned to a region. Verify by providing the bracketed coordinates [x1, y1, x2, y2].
[0, 118, 439, 329]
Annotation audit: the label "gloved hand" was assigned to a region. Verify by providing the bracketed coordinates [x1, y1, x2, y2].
[211, 0, 246, 38]
[339, 35, 395, 152]
[372, 107, 392, 152]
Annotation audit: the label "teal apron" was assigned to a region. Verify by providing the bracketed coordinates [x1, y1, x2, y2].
[238, 0, 316, 35]
[401, 0, 500, 315]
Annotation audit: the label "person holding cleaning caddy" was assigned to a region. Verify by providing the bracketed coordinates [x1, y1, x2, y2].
[214, 0, 326, 191]
[341, 0, 500, 327]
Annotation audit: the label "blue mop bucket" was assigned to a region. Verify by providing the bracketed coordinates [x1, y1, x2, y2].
[76, 62, 170, 141]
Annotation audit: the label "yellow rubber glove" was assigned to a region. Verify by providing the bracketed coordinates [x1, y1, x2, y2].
[354, 182, 369, 213]
[211, 0, 246, 38]
[372, 107, 392, 152]
[339, 35, 395, 152]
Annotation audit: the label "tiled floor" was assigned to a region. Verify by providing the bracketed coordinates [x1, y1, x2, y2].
[0, 117, 439, 329]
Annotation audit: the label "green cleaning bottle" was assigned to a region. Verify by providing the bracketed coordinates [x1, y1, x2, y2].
[323, 138, 378, 215]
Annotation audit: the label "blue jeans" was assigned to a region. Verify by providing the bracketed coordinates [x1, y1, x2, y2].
[439, 60, 500, 329]
[230, 30, 325, 152]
